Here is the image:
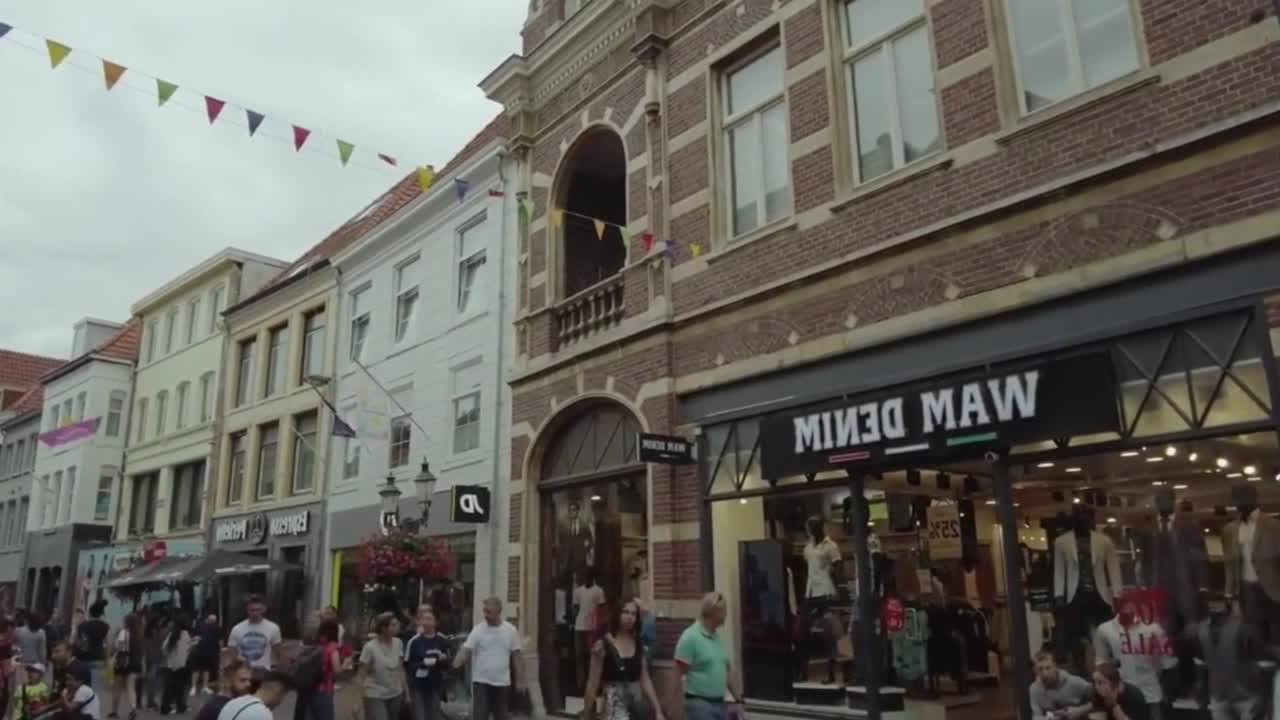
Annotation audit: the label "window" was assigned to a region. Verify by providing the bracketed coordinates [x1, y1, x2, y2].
[457, 221, 488, 314]
[60, 466, 75, 524]
[186, 297, 201, 345]
[16, 498, 27, 544]
[236, 338, 256, 407]
[265, 325, 288, 397]
[127, 473, 159, 535]
[389, 416, 412, 468]
[106, 391, 125, 436]
[136, 398, 149, 443]
[164, 308, 179, 354]
[723, 46, 789, 238]
[24, 437, 36, 469]
[291, 412, 318, 494]
[256, 423, 279, 499]
[1, 502, 11, 546]
[301, 309, 326, 379]
[49, 471, 62, 526]
[175, 381, 190, 430]
[62, 400, 72, 425]
[0, 446, 9, 478]
[1006, 0, 1140, 114]
[349, 288, 370, 362]
[47, 405, 57, 431]
[451, 361, 483, 454]
[844, 0, 941, 182]
[146, 319, 159, 363]
[75, 392, 86, 422]
[39, 475, 50, 527]
[343, 435, 361, 480]
[13, 440, 24, 474]
[155, 391, 168, 436]
[94, 474, 113, 522]
[169, 461, 205, 530]
[199, 372, 215, 423]
[395, 258, 421, 342]
[227, 432, 247, 505]
[208, 285, 224, 334]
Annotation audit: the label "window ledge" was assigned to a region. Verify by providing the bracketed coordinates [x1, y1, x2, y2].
[440, 453, 485, 473]
[996, 69, 1161, 146]
[707, 218, 800, 265]
[831, 153, 954, 212]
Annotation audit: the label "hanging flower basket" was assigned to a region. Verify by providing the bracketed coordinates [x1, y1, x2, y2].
[357, 530, 455, 584]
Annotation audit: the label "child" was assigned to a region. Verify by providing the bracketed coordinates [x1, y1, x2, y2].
[13, 663, 50, 720]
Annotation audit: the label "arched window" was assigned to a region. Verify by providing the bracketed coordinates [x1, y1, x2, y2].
[555, 128, 628, 299]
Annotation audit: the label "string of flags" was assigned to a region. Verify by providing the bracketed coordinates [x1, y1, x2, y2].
[0, 20, 437, 180]
[511, 196, 704, 259]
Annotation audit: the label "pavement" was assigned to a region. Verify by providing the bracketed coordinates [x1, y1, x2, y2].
[94, 681, 472, 720]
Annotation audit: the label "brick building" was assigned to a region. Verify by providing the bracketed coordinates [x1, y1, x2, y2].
[481, 0, 1280, 717]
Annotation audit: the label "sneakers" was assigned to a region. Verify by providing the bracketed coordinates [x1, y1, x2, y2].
[189, 687, 197, 697]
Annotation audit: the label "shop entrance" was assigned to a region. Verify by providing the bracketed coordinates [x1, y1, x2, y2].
[536, 402, 648, 714]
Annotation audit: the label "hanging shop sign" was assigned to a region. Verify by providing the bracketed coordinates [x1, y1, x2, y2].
[450, 486, 491, 524]
[925, 504, 963, 560]
[638, 433, 696, 465]
[759, 351, 1120, 478]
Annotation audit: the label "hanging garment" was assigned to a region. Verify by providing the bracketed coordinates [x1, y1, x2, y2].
[1053, 530, 1122, 605]
[891, 606, 930, 681]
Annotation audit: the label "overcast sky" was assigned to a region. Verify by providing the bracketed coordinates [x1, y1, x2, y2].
[0, 0, 522, 358]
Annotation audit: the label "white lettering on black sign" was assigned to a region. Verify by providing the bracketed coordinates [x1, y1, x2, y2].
[642, 437, 687, 454]
[216, 519, 248, 543]
[270, 510, 310, 537]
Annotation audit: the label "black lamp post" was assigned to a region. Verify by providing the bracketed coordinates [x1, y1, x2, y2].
[380, 459, 437, 534]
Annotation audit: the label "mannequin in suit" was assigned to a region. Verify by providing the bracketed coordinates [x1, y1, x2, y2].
[1141, 492, 1206, 699]
[1053, 506, 1120, 672]
[1221, 484, 1280, 645]
[557, 500, 595, 585]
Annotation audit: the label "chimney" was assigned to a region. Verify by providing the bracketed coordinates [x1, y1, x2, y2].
[71, 318, 123, 357]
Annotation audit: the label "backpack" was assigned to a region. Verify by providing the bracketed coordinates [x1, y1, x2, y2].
[288, 645, 324, 691]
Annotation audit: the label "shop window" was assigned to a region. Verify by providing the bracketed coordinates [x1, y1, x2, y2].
[541, 405, 642, 480]
[722, 45, 789, 238]
[555, 128, 627, 299]
[702, 419, 769, 498]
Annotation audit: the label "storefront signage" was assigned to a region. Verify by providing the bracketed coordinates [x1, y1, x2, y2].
[759, 352, 1119, 477]
[881, 596, 905, 634]
[925, 505, 963, 560]
[450, 486, 491, 523]
[638, 433, 696, 465]
[142, 541, 167, 563]
[270, 510, 310, 537]
[216, 510, 306, 544]
[215, 518, 248, 544]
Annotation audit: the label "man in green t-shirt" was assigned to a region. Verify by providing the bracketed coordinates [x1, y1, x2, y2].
[673, 592, 744, 720]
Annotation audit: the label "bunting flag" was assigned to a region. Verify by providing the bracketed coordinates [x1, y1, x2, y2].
[292, 125, 311, 151]
[593, 219, 606, 240]
[156, 79, 179, 106]
[488, 188, 505, 198]
[332, 415, 357, 439]
[102, 60, 126, 90]
[548, 208, 564, 230]
[662, 240, 675, 261]
[46, 39, 71, 68]
[337, 140, 354, 166]
[454, 178, 471, 203]
[0, 20, 429, 172]
[417, 165, 436, 192]
[204, 96, 226, 124]
[246, 110, 265, 137]
[517, 197, 530, 223]
[690, 243, 704, 258]
[640, 232, 654, 252]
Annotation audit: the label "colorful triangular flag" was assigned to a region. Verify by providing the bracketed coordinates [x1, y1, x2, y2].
[292, 125, 311, 151]
[0, 23, 11, 40]
[488, 188, 505, 198]
[662, 240, 675, 261]
[548, 208, 563, 230]
[332, 415, 357, 439]
[46, 40, 71, 69]
[102, 60, 127, 90]
[594, 219, 606, 240]
[454, 178, 471, 203]
[640, 232, 654, 252]
[377, 154, 397, 167]
[204, 96, 225, 124]
[517, 197, 530, 223]
[337, 140, 355, 166]
[246, 110, 265, 137]
[417, 166, 436, 192]
[156, 79, 178, 106]
[690, 243, 704, 258]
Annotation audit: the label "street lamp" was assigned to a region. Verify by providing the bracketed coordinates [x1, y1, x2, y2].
[378, 474, 402, 531]
[413, 459, 437, 526]
[383, 460, 437, 535]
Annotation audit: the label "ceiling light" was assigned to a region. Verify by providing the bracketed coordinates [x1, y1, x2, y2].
[1174, 484, 1188, 490]
[1152, 480, 1165, 486]
[1037, 462, 1055, 468]
[1121, 451, 1140, 458]
[1248, 476, 1262, 483]
[739, 498, 748, 505]
[1216, 458, 1230, 469]
[591, 494, 603, 502]
[1203, 528, 1210, 534]
[1188, 452, 1199, 462]
[1244, 465, 1257, 475]
[1146, 457, 1164, 463]
[1107, 517, 1117, 524]
[1228, 472, 1243, 479]
[985, 499, 997, 505]
[1165, 446, 1177, 457]
[1066, 467, 1082, 473]
[1073, 497, 1082, 504]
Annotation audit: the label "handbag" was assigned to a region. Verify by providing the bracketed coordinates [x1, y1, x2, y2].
[113, 649, 130, 674]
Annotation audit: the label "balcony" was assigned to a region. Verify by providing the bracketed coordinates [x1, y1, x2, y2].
[554, 274, 625, 349]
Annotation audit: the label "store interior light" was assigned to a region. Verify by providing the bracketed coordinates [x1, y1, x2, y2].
[591, 494, 603, 502]
[1203, 528, 1210, 534]
[1188, 452, 1199, 462]
[1228, 472, 1243, 478]
[1121, 451, 1140, 457]
[1152, 480, 1165, 486]
[1037, 462, 1055, 468]
[1248, 476, 1262, 483]
[1066, 467, 1083, 473]
[1073, 497, 1082, 504]
[1165, 446, 1177, 457]
[1216, 457, 1230, 468]
[1174, 484, 1188, 490]
[985, 499, 997, 505]
[1107, 517, 1117, 524]
[1244, 465, 1258, 475]
[739, 498, 748, 505]
[1146, 457, 1164, 463]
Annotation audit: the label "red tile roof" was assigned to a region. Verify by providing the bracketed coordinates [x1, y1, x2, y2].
[0, 350, 64, 389]
[7, 385, 43, 416]
[39, 317, 141, 385]
[234, 112, 511, 310]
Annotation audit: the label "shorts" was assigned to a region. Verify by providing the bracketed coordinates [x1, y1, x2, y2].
[189, 653, 219, 674]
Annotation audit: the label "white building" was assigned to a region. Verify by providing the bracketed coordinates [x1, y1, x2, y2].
[0, 387, 44, 610]
[324, 124, 515, 635]
[21, 318, 138, 618]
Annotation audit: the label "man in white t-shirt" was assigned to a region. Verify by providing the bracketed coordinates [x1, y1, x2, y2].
[227, 596, 283, 674]
[217, 670, 294, 720]
[1095, 596, 1175, 718]
[65, 663, 101, 719]
[454, 597, 523, 720]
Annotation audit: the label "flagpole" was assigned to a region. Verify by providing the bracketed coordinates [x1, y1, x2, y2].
[352, 358, 433, 442]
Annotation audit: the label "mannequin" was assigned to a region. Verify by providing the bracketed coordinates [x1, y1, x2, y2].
[1143, 490, 1207, 623]
[801, 515, 843, 684]
[1053, 506, 1120, 671]
[1222, 484, 1280, 645]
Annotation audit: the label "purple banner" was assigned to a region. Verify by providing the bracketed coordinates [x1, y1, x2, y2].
[38, 417, 101, 448]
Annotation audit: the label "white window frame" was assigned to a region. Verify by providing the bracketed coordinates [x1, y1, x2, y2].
[842, 0, 940, 181]
[164, 308, 179, 354]
[1004, 0, 1143, 116]
[186, 297, 201, 345]
[456, 216, 488, 315]
[721, 45, 790, 241]
[155, 391, 168, 436]
[343, 435, 361, 480]
[301, 308, 326, 380]
[49, 471, 62, 527]
[291, 411, 319, 495]
[256, 423, 279, 500]
[75, 392, 86, 422]
[388, 415, 412, 468]
[394, 256, 421, 343]
[349, 286, 371, 363]
[199, 372, 215, 423]
[136, 398, 149, 443]
[146, 320, 159, 363]
[236, 338, 255, 407]
[106, 391, 125, 437]
[94, 473, 113, 522]
[175, 381, 190, 430]
[227, 432, 247, 505]
[450, 359, 483, 455]
[265, 325, 288, 397]
[208, 285, 224, 335]
[61, 466, 75, 524]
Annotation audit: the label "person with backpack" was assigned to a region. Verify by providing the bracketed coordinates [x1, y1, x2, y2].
[291, 620, 340, 720]
[62, 665, 100, 720]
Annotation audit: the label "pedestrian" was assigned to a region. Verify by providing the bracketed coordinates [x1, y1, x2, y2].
[141, 611, 166, 711]
[215, 670, 294, 720]
[0, 644, 18, 720]
[227, 596, 282, 684]
[1091, 661, 1152, 720]
[190, 614, 223, 696]
[404, 607, 449, 720]
[47, 643, 73, 700]
[160, 613, 192, 715]
[356, 612, 407, 720]
[72, 604, 110, 687]
[194, 659, 252, 720]
[294, 620, 340, 720]
[582, 600, 666, 720]
[63, 664, 102, 720]
[108, 612, 143, 720]
[672, 592, 745, 720]
[13, 663, 49, 720]
[15, 613, 47, 667]
[452, 597, 523, 720]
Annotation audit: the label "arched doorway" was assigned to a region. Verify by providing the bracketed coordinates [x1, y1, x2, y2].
[536, 402, 647, 713]
[555, 128, 628, 299]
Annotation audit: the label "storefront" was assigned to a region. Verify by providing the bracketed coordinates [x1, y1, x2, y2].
[19, 523, 111, 621]
[78, 539, 203, 625]
[682, 247, 1280, 720]
[208, 502, 325, 638]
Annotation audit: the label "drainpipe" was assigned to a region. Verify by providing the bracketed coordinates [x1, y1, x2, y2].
[321, 266, 345, 611]
[489, 148, 511, 618]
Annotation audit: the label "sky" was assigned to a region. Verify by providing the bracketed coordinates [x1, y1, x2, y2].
[0, 0, 523, 358]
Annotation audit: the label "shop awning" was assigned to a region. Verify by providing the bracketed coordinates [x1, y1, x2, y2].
[105, 550, 301, 588]
[105, 556, 190, 590]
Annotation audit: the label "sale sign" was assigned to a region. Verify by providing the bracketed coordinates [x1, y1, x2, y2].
[881, 596, 905, 634]
[926, 504, 963, 560]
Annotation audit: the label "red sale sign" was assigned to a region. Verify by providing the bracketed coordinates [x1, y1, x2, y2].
[881, 596, 905, 633]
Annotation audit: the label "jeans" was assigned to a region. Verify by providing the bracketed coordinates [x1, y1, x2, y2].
[161, 667, 190, 714]
[411, 685, 443, 720]
[142, 661, 163, 708]
[363, 696, 402, 720]
[472, 683, 509, 720]
[684, 698, 728, 720]
[296, 691, 335, 720]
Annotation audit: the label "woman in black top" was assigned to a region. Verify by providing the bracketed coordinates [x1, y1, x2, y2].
[1092, 662, 1151, 720]
[582, 600, 665, 720]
